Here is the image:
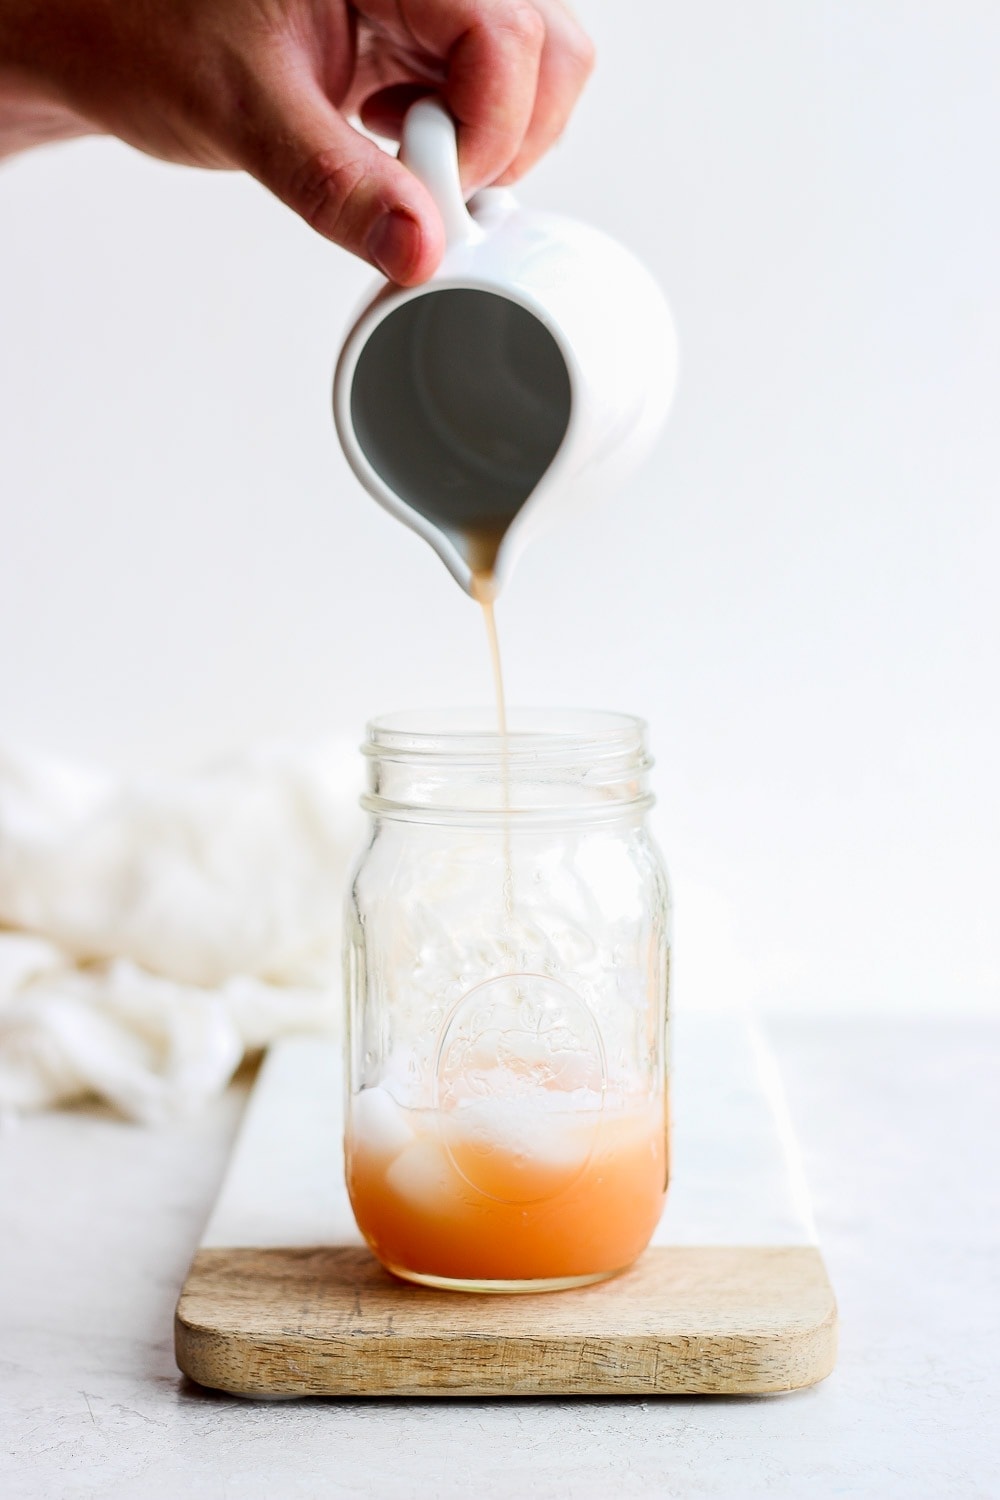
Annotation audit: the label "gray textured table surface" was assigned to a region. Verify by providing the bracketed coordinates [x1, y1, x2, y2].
[2, 1017, 997, 1499]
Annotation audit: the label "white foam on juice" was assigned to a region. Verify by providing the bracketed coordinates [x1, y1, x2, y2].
[442, 1095, 603, 1171]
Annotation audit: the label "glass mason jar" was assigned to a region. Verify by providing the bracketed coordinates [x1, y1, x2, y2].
[344, 709, 671, 1293]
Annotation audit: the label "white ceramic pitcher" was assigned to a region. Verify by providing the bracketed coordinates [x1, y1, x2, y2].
[333, 99, 678, 596]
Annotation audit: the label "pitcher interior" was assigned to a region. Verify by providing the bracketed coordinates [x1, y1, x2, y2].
[349, 288, 572, 575]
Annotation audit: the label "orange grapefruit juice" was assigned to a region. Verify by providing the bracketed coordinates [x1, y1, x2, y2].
[346, 1086, 668, 1286]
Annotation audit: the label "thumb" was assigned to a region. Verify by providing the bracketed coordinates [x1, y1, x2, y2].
[241, 77, 446, 285]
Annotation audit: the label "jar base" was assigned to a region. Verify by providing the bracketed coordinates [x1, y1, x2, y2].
[383, 1263, 628, 1295]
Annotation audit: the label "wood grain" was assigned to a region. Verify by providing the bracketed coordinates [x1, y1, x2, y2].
[175, 1244, 837, 1398]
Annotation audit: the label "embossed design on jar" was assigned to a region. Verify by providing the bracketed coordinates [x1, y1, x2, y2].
[433, 973, 607, 1204]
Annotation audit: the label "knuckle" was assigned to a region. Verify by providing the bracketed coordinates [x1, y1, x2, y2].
[288, 150, 373, 237]
[568, 29, 597, 77]
[503, 3, 547, 50]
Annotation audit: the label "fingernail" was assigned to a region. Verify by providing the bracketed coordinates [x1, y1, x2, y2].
[367, 210, 422, 283]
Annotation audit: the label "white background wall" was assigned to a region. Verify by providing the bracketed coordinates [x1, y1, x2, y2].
[1, 2, 997, 1016]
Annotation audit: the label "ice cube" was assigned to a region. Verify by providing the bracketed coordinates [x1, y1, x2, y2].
[349, 1087, 415, 1166]
[385, 1137, 462, 1214]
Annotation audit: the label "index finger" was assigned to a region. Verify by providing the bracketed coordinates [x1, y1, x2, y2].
[494, 0, 596, 184]
[392, 0, 547, 191]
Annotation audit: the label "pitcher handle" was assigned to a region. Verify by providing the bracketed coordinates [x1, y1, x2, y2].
[399, 98, 482, 249]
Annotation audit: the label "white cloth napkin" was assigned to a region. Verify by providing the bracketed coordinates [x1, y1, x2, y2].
[0, 742, 364, 1122]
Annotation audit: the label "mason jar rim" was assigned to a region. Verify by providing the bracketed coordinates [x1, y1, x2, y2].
[363, 707, 648, 766]
[360, 708, 654, 823]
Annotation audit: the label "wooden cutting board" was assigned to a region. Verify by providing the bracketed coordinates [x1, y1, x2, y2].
[175, 1014, 837, 1398]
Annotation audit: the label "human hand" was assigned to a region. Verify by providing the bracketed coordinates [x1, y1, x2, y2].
[0, 0, 594, 283]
